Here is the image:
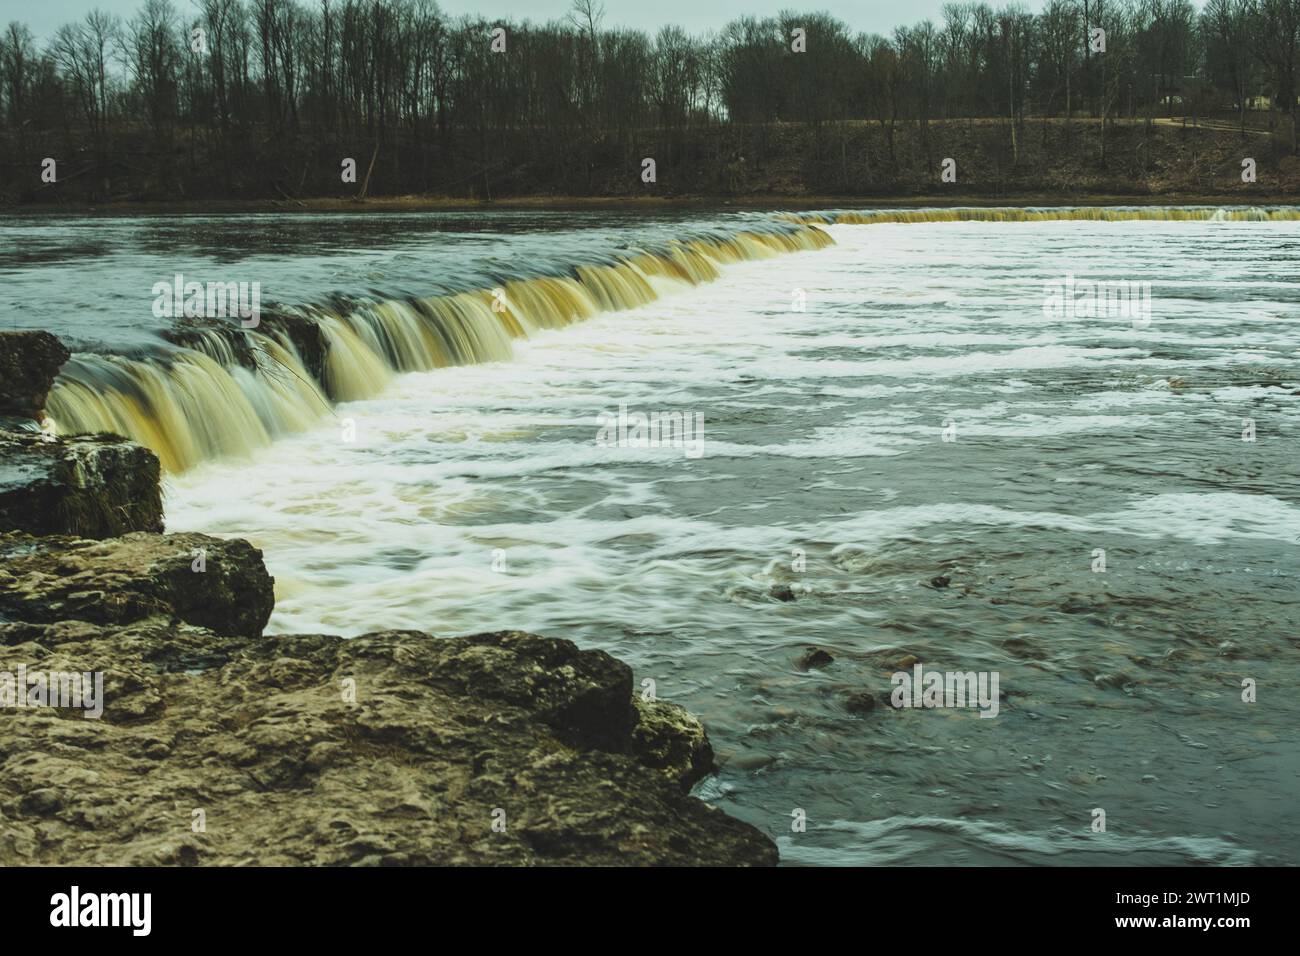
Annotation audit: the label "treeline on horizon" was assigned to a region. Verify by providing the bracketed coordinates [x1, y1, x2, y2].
[0, 0, 1295, 202]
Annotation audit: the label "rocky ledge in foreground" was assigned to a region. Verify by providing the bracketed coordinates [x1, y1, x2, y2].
[0, 531, 775, 865]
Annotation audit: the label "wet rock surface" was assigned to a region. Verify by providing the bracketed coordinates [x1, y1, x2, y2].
[631, 696, 716, 791]
[797, 646, 835, 671]
[0, 531, 273, 638]
[843, 691, 878, 714]
[769, 583, 797, 602]
[0, 431, 164, 538]
[0, 622, 775, 865]
[0, 331, 70, 420]
[160, 319, 260, 370]
[0, 532, 774, 865]
[263, 312, 330, 386]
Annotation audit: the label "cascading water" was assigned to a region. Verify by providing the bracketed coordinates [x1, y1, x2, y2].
[150, 208, 1298, 864]
[41, 205, 1299, 474]
[13, 205, 1299, 865]
[786, 205, 1300, 225]
[44, 223, 834, 472]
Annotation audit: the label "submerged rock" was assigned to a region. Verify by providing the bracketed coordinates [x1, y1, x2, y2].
[770, 583, 797, 602]
[161, 319, 260, 370]
[161, 313, 329, 385]
[0, 430, 164, 538]
[0, 623, 775, 866]
[843, 691, 878, 714]
[264, 312, 330, 386]
[0, 331, 70, 421]
[0, 530, 274, 638]
[797, 646, 835, 670]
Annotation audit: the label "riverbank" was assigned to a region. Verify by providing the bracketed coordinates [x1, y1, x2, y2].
[0, 330, 778, 866]
[5, 118, 1296, 212]
[6, 191, 1298, 217]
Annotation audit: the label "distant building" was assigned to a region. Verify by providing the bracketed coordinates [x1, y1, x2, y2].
[1156, 74, 1207, 109]
[1245, 92, 1300, 110]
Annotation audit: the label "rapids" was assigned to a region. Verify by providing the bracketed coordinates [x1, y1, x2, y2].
[6, 205, 1298, 864]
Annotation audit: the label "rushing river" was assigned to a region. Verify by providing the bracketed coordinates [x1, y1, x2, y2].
[7, 208, 1300, 865]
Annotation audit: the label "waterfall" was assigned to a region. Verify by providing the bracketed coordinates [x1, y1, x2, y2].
[787, 205, 1300, 226]
[45, 222, 835, 473]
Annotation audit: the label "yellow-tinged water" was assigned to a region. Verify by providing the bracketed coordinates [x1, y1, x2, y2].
[43, 207, 1290, 474]
[45, 223, 834, 473]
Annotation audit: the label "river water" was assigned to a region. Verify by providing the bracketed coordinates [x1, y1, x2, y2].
[7, 208, 1300, 865]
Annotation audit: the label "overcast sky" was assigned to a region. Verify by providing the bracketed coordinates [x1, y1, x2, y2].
[16, 0, 1051, 45]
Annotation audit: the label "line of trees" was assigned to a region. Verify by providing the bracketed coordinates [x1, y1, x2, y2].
[1, 0, 1297, 200]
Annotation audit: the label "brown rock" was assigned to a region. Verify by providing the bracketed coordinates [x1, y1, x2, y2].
[0, 530, 274, 638]
[630, 695, 716, 790]
[770, 583, 797, 602]
[0, 331, 70, 420]
[0, 623, 776, 866]
[844, 691, 878, 714]
[0, 430, 163, 538]
[797, 646, 835, 670]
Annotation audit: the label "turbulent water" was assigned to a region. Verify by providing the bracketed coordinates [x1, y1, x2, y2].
[8, 207, 1300, 865]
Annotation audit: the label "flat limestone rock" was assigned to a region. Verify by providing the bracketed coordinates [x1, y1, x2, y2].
[0, 526, 771, 865]
[0, 530, 274, 638]
[0, 623, 776, 866]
